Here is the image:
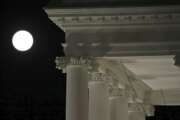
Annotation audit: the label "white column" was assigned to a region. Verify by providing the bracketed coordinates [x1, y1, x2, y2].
[88, 72, 109, 120]
[109, 88, 128, 120]
[128, 103, 146, 120]
[128, 111, 146, 120]
[66, 64, 88, 120]
[128, 103, 154, 120]
[56, 57, 91, 120]
[144, 104, 155, 117]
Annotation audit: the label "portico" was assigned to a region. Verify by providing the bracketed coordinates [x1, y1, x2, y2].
[47, 5, 180, 120]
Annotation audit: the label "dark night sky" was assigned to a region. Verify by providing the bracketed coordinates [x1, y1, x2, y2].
[0, 0, 66, 119]
[1, 0, 180, 120]
[47, 0, 180, 8]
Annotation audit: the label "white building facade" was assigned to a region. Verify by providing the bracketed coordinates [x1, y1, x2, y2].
[46, 6, 180, 120]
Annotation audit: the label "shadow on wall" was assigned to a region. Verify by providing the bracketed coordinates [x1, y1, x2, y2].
[64, 31, 112, 57]
[174, 53, 180, 67]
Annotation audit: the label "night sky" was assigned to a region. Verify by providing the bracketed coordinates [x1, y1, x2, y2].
[1, 0, 180, 120]
[0, 0, 66, 119]
[47, 0, 180, 7]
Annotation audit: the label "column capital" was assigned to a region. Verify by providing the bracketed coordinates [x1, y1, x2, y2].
[109, 87, 124, 97]
[143, 104, 155, 117]
[55, 57, 96, 73]
[90, 72, 108, 82]
[125, 85, 137, 103]
[128, 103, 144, 112]
[128, 103, 155, 117]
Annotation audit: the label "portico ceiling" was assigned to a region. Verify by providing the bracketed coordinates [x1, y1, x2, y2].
[120, 55, 179, 90]
[103, 55, 180, 105]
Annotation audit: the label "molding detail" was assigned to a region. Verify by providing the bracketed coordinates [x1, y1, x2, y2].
[47, 7, 180, 57]
[128, 103, 144, 112]
[90, 72, 106, 82]
[128, 103, 155, 116]
[143, 104, 155, 116]
[46, 6, 180, 28]
[55, 57, 94, 73]
[50, 13, 180, 26]
[109, 87, 124, 97]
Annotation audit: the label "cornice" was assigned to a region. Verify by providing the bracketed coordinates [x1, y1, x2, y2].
[46, 6, 180, 28]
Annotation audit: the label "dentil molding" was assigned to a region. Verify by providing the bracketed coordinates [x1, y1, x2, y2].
[46, 6, 180, 28]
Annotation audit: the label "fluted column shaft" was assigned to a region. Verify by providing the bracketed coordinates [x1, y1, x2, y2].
[109, 96, 128, 120]
[89, 73, 110, 120]
[66, 65, 88, 120]
[56, 57, 92, 120]
[128, 111, 146, 120]
[109, 87, 128, 120]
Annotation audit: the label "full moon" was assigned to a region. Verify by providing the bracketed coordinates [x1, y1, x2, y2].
[12, 30, 34, 52]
